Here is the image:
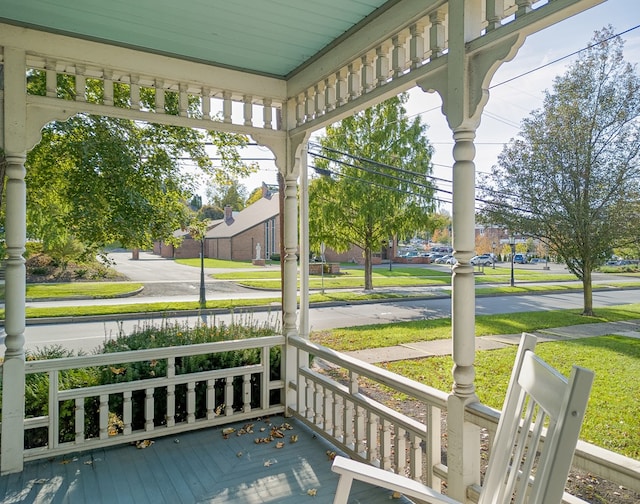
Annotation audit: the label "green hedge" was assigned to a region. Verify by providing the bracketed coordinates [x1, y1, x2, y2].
[21, 319, 281, 448]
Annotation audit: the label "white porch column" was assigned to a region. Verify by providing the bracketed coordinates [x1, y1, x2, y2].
[2, 47, 28, 475]
[264, 129, 308, 413]
[298, 145, 310, 338]
[416, 0, 526, 498]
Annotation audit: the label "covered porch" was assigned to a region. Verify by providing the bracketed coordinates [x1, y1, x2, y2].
[2, 0, 639, 502]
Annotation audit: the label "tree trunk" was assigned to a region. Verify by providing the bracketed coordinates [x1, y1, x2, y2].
[364, 247, 373, 291]
[582, 267, 594, 316]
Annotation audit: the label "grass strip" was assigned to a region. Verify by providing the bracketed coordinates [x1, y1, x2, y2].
[379, 335, 640, 459]
[25, 282, 143, 300]
[311, 304, 640, 351]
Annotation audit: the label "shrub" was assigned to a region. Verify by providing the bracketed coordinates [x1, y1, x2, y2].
[19, 318, 282, 449]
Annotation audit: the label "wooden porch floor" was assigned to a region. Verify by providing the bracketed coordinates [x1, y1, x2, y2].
[1, 415, 413, 503]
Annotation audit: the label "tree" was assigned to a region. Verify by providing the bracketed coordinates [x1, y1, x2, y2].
[478, 26, 640, 315]
[309, 94, 437, 290]
[246, 186, 264, 206]
[205, 178, 248, 213]
[20, 71, 255, 256]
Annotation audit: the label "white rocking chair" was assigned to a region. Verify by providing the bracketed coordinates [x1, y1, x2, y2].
[331, 332, 594, 504]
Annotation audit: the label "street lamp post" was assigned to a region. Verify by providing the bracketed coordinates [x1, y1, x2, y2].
[509, 235, 515, 287]
[492, 241, 496, 269]
[199, 238, 206, 308]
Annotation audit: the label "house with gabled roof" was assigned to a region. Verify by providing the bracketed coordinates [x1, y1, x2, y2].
[205, 189, 279, 261]
[154, 184, 280, 261]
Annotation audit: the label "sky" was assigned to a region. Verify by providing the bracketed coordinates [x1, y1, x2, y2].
[222, 0, 640, 209]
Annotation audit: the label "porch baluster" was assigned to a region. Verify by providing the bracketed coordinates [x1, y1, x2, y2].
[335, 69, 347, 106]
[206, 379, 215, 419]
[75, 65, 86, 101]
[123, 391, 132, 435]
[164, 384, 175, 427]
[324, 389, 334, 435]
[355, 405, 366, 455]
[243, 95, 252, 126]
[130, 75, 140, 111]
[395, 426, 407, 476]
[103, 70, 113, 107]
[333, 394, 344, 441]
[324, 77, 336, 112]
[45, 59, 56, 97]
[314, 382, 324, 428]
[261, 346, 270, 409]
[187, 382, 196, 423]
[409, 432, 422, 480]
[375, 44, 390, 87]
[262, 98, 272, 129]
[429, 11, 446, 58]
[347, 62, 360, 101]
[176, 83, 186, 117]
[360, 54, 373, 94]
[367, 412, 379, 463]
[409, 23, 425, 69]
[155, 79, 165, 113]
[391, 34, 406, 78]
[304, 89, 314, 122]
[242, 374, 251, 413]
[225, 377, 234, 416]
[222, 91, 232, 123]
[202, 87, 211, 120]
[306, 376, 315, 421]
[145, 388, 154, 431]
[99, 394, 109, 440]
[75, 398, 84, 443]
[314, 83, 323, 118]
[380, 419, 392, 470]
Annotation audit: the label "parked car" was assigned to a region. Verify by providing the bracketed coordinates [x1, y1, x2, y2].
[434, 254, 452, 264]
[513, 253, 528, 264]
[529, 258, 545, 264]
[470, 254, 494, 266]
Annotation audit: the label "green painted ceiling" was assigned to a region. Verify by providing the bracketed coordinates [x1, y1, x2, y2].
[0, 0, 393, 77]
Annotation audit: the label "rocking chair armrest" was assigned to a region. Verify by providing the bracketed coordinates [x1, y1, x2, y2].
[331, 456, 461, 504]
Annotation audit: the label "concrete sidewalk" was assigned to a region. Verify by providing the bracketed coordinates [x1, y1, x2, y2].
[344, 319, 640, 364]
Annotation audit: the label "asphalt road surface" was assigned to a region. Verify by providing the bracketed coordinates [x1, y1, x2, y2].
[13, 288, 640, 356]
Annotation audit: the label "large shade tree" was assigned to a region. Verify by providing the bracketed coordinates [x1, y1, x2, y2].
[309, 94, 437, 290]
[478, 26, 640, 315]
[15, 70, 255, 259]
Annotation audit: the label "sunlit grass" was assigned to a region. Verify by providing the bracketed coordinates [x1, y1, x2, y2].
[25, 282, 143, 299]
[311, 304, 640, 351]
[379, 336, 640, 459]
[176, 258, 254, 268]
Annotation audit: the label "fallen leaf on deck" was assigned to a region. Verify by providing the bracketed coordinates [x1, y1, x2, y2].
[307, 488, 317, 496]
[275, 442, 285, 449]
[392, 491, 403, 499]
[135, 439, 154, 449]
[290, 435, 299, 443]
[326, 450, 336, 461]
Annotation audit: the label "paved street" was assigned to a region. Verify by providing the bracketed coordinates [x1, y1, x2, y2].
[4, 250, 640, 356]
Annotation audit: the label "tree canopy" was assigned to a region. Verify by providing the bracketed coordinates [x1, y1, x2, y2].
[309, 94, 437, 290]
[13, 70, 256, 260]
[478, 26, 640, 315]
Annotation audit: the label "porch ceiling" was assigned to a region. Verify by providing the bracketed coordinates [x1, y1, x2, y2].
[0, 0, 393, 78]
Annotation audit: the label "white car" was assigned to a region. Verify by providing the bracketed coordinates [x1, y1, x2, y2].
[470, 254, 494, 266]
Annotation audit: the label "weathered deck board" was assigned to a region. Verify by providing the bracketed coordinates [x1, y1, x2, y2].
[1, 416, 415, 503]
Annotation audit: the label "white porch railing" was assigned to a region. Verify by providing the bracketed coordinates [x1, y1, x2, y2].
[16, 336, 285, 462]
[1, 335, 638, 502]
[288, 336, 640, 503]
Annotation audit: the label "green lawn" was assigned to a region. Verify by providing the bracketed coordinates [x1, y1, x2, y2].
[25, 282, 143, 299]
[176, 258, 254, 268]
[214, 265, 579, 290]
[380, 336, 640, 459]
[310, 304, 640, 351]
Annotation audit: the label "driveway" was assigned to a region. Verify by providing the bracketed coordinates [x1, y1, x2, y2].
[106, 250, 262, 297]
